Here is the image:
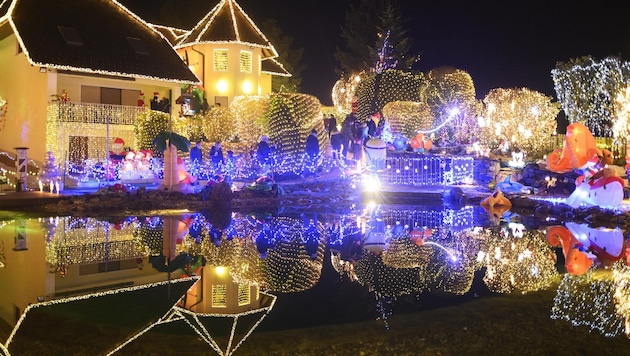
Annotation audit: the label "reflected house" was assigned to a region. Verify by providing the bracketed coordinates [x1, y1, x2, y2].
[0, 215, 278, 355]
[0, 0, 200, 168]
[0, 217, 167, 328]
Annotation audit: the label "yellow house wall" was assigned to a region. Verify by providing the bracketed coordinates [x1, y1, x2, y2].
[0, 34, 49, 163]
[199, 265, 259, 314]
[178, 43, 271, 107]
[0, 31, 188, 164]
[0, 219, 48, 327]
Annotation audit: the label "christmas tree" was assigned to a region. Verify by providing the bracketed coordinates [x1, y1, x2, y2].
[39, 150, 62, 186]
[374, 30, 397, 74]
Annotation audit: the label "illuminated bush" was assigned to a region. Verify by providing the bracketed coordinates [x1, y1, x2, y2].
[382, 101, 433, 138]
[480, 88, 559, 158]
[425, 67, 480, 144]
[134, 110, 170, 151]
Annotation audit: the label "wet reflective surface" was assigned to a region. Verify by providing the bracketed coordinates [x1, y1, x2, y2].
[2, 201, 630, 354]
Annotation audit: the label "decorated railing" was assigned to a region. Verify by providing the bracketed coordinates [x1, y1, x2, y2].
[53, 102, 143, 125]
[370, 154, 475, 186]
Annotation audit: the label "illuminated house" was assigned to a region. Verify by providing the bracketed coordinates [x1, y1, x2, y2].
[150, 0, 291, 108]
[0, 0, 200, 165]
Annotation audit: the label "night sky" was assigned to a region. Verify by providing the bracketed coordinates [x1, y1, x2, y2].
[122, 0, 630, 106]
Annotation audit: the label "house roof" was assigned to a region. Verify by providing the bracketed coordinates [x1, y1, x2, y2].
[174, 0, 278, 59]
[150, 24, 189, 47]
[262, 58, 291, 77]
[4, 0, 200, 84]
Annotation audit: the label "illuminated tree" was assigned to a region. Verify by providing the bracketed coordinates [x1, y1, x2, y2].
[480, 88, 559, 158]
[355, 69, 423, 121]
[424, 67, 480, 145]
[552, 271, 624, 337]
[335, 0, 414, 75]
[553, 56, 630, 136]
[612, 85, 630, 140]
[134, 110, 170, 151]
[613, 263, 630, 337]
[332, 72, 367, 114]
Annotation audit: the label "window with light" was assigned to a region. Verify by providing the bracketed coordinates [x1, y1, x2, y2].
[237, 284, 250, 306]
[212, 285, 227, 307]
[214, 49, 228, 72]
[240, 51, 252, 73]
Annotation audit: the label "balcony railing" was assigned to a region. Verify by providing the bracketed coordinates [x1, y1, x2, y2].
[53, 102, 145, 125]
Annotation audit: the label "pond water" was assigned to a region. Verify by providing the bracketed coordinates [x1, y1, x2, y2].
[1, 200, 630, 354]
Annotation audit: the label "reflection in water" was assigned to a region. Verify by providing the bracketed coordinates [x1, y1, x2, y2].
[1, 205, 630, 353]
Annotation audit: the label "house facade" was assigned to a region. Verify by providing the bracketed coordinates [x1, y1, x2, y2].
[151, 0, 290, 109]
[0, 0, 200, 167]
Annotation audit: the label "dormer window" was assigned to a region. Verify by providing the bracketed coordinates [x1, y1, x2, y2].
[126, 37, 150, 56]
[58, 26, 83, 46]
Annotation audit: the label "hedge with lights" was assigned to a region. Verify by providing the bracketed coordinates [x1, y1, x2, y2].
[202, 106, 238, 144]
[553, 56, 630, 137]
[382, 101, 433, 138]
[480, 88, 559, 158]
[355, 69, 423, 122]
[231, 95, 270, 147]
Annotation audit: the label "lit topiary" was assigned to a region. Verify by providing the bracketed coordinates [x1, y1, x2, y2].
[382, 101, 433, 138]
[265, 93, 322, 161]
[332, 72, 367, 114]
[480, 88, 559, 158]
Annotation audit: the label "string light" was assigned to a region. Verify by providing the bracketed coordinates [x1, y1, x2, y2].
[553, 56, 630, 137]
